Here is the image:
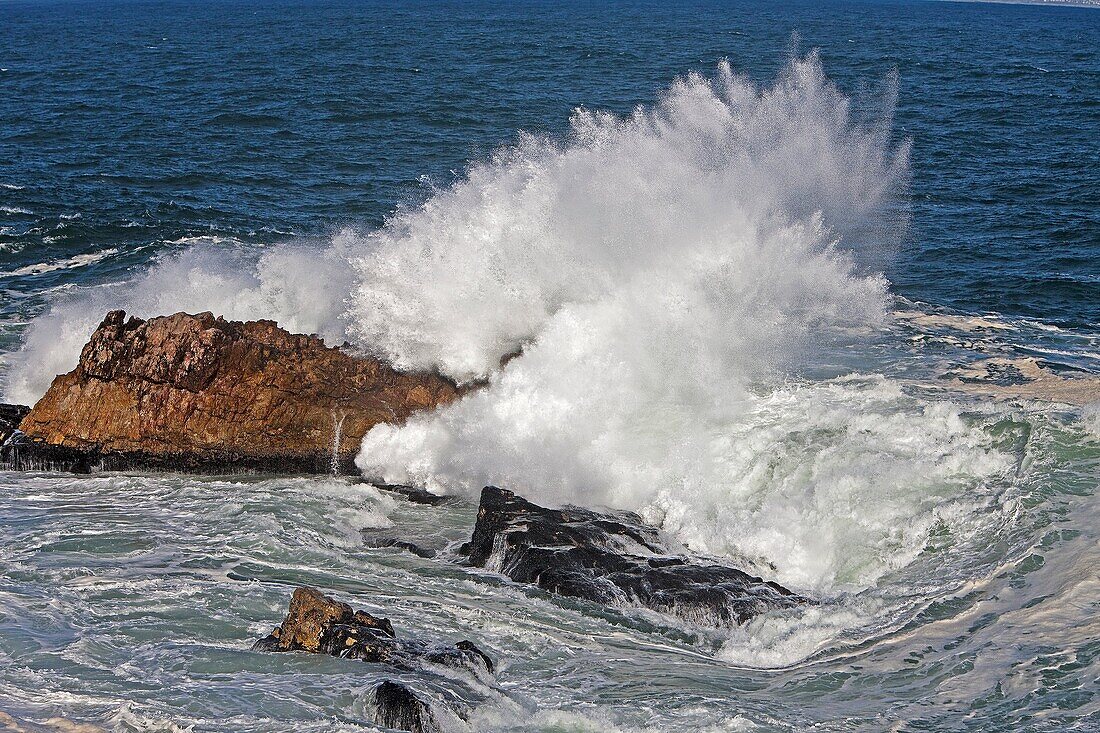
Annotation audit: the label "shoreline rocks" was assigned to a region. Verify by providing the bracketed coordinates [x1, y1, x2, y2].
[460, 486, 811, 627]
[3, 311, 464, 475]
[368, 481, 454, 505]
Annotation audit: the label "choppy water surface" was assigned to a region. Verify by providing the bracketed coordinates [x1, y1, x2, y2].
[0, 0, 1098, 731]
[0, 420, 1097, 732]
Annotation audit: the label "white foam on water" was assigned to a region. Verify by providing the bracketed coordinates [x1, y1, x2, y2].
[470, 705, 639, 733]
[716, 600, 880, 668]
[2, 240, 355, 404]
[893, 309, 1015, 333]
[0, 249, 119, 278]
[108, 704, 192, 733]
[343, 55, 906, 382]
[343, 57, 1015, 607]
[3, 56, 1022, 669]
[1081, 402, 1100, 439]
[6, 53, 909, 405]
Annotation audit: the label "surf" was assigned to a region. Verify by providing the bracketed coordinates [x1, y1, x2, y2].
[3, 56, 1024, 661]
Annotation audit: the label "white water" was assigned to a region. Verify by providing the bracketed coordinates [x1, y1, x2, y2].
[1, 55, 1031, 665]
[2, 240, 355, 405]
[0, 249, 120, 278]
[6, 53, 903, 400]
[1, 53, 1098, 733]
[347, 54, 1012, 615]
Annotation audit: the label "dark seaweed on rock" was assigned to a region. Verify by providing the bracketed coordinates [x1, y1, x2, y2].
[461, 486, 811, 627]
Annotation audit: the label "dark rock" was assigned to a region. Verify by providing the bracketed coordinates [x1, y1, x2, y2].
[2, 433, 97, 473]
[0, 404, 29, 446]
[451, 640, 494, 674]
[253, 587, 493, 676]
[461, 486, 812, 627]
[3, 432, 334, 474]
[370, 482, 453, 506]
[364, 537, 438, 559]
[371, 681, 438, 733]
[9, 310, 466, 475]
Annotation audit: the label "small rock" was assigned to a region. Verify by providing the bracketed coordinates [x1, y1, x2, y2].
[253, 587, 493, 676]
[370, 482, 453, 506]
[364, 537, 438, 559]
[371, 680, 438, 733]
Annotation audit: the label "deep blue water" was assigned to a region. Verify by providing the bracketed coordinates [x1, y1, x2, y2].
[1, 3, 1099, 733]
[1, 0, 1098, 341]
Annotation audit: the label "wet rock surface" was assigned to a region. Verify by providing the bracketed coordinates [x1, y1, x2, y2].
[369, 482, 454, 505]
[370, 680, 439, 733]
[6, 310, 464, 474]
[364, 536, 439, 559]
[461, 486, 811, 627]
[253, 586, 493, 675]
[0, 404, 29, 446]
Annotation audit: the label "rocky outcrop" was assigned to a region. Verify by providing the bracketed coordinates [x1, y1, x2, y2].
[461, 486, 811, 627]
[0, 404, 29, 446]
[364, 536, 439, 559]
[253, 587, 494, 675]
[5, 310, 464, 474]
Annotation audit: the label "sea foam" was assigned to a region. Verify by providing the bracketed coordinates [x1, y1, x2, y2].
[4, 55, 1013, 602]
[352, 55, 1009, 595]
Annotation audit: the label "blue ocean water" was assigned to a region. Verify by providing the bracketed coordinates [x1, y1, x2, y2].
[1, 0, 1098, 336]
[1, 1, 1099, 732]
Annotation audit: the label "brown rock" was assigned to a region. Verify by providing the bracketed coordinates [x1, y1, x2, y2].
[252, 586, 494, 676]
[256, 586, 395, 653]
[10, 310, 464, 474]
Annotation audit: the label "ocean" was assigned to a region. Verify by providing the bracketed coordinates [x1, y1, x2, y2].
[0, 0, 1098, 731]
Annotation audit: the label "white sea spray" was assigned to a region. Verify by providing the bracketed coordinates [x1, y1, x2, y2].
[3, 55, 1013, 634]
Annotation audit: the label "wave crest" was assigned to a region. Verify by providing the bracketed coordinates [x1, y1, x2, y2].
[346, 53, 908, 381]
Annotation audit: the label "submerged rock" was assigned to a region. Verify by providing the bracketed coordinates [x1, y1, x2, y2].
[370, 680, 439, 733]
[364, 536, 439, 559]
[6, 310, 463, 474]
[253, 587, 493, 675]
[461, 486, 811, 627]
[369, 482, 454, 506]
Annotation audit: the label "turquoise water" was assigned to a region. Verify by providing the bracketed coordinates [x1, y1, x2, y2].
[0, 1, 1098, 731]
